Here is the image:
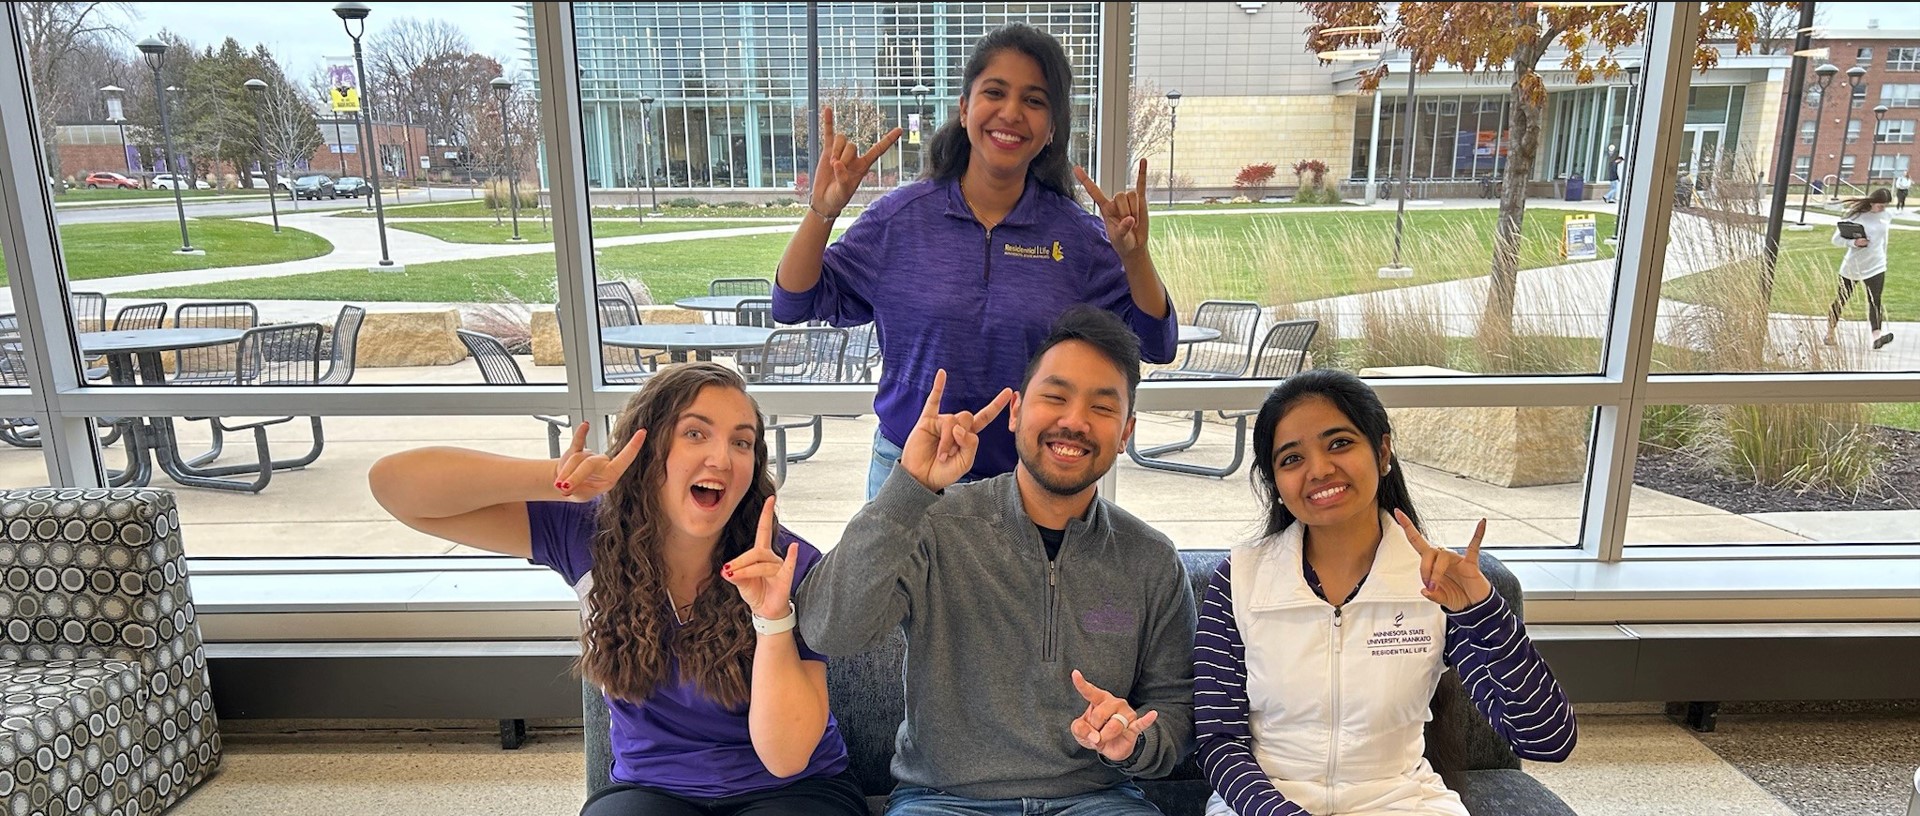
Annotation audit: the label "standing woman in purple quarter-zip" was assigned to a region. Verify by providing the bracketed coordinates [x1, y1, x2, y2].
[1194, 370, 1577, 816]
[774, 22, 1178, 499]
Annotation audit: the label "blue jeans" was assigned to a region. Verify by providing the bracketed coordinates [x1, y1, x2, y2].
[868, 428, 904, 500]
[886, 783, 1160, 816]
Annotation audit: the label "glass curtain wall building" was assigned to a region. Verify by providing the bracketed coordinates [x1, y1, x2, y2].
[524, 2, 1104, 191]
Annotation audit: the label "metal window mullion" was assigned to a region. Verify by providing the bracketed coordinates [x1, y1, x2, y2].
[1093, 0, 1129, 502]
[532, 2, 607, 446]
[0, 4, 103, 487]
[1584, 2, 1699, 563]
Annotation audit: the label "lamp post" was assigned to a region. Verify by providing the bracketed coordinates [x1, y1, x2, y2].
[135, 37, 198, 255]
[1165, 90, 1181, 208]
[333, 1, 400, 271]
[1867, 103, 1889, 185]
[490, 77, 524, 242]
[243, 78, 282, 234]
[99, 85, 133, 176]
[639, 92, 659, 212]
[912, 82, 930, 178]
[1835, 64, 1867, 198]
[1796, 62, 1838, 227]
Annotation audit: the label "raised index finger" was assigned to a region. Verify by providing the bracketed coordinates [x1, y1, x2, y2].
[607, 427, 647, 474]
[1394, 508, 1434, 554]
[756, 496, 777, 552]
[1465, 518, 1487, 563]
[920, 369, 949, 421]
[565, 420, 590, 458]
[969, 388, 1014, 433]
[1074, 166, 1110, 208]
[821, 106, 836, 140]
[1070, 669, 1108, 703]
[1135, 158, 1149, 198]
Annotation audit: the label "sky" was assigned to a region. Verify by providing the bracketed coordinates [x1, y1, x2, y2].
[120, 2, 529, 79]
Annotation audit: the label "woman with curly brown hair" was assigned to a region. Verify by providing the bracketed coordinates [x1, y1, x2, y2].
[369, 363, 861, 816]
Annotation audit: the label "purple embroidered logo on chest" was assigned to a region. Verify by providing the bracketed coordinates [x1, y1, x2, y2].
[1081, 600, 1136, 635]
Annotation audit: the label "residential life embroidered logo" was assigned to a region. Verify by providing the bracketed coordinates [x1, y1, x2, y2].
[1004, 240, 1064, 261]
[1080, 598, 1136, 635]
[1368, 610, 1432, 657]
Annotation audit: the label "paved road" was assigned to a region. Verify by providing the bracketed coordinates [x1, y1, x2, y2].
[53, 186, 463, 224]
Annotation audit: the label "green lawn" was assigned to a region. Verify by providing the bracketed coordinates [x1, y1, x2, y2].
[1662, 228, 1920, 321]
[1155, 208, 1616, 304]
[0, 221, 332, 284]
[120, 229, 842, 303]
[345, 199, 836, 220]
[55, 187, 223, 203]
[118, 208, 1612, 306]
[388, 219, 784, 245]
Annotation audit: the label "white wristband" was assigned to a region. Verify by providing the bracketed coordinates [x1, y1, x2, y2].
[752, 601, 797, 636]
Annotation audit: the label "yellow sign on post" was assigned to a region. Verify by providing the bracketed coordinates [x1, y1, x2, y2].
[326, 57, 360, 113]
[1562, 214, 1598, 260]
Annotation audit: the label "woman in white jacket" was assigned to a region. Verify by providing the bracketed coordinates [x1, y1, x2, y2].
[1193, 370, 1576, 816]
[1824, 188, 1895, 350]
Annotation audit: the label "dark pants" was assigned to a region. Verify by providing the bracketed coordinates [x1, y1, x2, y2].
[583, 771, 867, 816]
[1830, 273, 1887, 332]
[1899, 188, 1909, 210]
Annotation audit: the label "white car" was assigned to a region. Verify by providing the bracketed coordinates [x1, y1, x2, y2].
[249, 172, 293, 191]
[150, 174, 210, 190]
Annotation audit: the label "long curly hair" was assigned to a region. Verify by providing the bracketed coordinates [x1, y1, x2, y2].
[924, 22, 1078, 201]
[576, 363, 776, 708]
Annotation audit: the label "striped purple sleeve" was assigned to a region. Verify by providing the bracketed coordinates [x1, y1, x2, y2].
[1442, 592, 1579, 762]
[1194, 562, 1311, 816]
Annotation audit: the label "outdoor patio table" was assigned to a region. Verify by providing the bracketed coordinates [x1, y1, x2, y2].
[79, 327, 255, 491]
[672, 294, 759, 314]
[1179, 325, 1222, 345]
[601, 324, 774, 363]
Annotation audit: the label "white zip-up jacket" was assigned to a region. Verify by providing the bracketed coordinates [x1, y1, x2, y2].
[1194, 514, 1576, 816]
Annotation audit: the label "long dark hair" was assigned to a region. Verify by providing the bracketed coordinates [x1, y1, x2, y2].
[1249, 369, 1417, 539]
[577, 363, 777, 708]
[923, 22, 1077, 200]
[1246, 368, 1467, 786]
[1842, 187, 1892, 219]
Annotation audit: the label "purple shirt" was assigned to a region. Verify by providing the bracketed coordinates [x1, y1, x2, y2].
[526, 500, 850, 798]
[774, 176, 1179, 480]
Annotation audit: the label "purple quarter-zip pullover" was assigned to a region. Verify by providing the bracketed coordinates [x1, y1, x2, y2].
[774, 176, 1177, 480]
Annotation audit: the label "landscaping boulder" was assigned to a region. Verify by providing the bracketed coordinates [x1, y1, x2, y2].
[532, 304, 705, 366]
[358, 308, 465, 367]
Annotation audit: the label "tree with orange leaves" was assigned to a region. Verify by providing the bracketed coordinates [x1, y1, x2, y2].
[1301, 2, 1788, 341]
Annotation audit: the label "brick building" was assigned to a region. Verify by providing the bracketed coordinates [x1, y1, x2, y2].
[53, 116, 429, 187]
[1794, 26, 1920, 189]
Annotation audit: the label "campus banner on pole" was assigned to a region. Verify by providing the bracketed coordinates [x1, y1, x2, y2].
[1563, 214, 1598, 260]
[327, 56, 360, 113]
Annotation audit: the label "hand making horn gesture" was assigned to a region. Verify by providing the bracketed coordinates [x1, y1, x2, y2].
[1394, 510, 1492, 613]
[1075, 159, 1152, 258]
[553, 421, 645, 502]
[720, 497, 796, 621]
[810, 107, 904, 220]
[1068, 669, 1157, 762]
[900, 369, 1014, 493]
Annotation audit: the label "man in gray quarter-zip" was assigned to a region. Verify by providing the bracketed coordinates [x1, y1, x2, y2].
[797, 307, 1195, 815]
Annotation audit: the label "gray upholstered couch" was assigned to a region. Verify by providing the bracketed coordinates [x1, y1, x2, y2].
[585, 549, 1574, 816]
[0, 488, 222, 815]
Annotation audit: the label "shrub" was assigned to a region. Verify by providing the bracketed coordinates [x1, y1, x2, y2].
[1234, 163, 1278, 200]
[766, 197, 797, 207]
[667, 197, 702, 208]
[484, 178, 539, 210]
[1291, 159, 1329, 189]
[719, 200, 754, 208]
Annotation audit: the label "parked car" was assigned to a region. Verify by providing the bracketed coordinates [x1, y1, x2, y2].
[83, 171, 140, 190]
[150, 174, 209, 190]
[293, 175, 337, 200]
[333, 176, 370, 198]
[249, 172, 293, 191]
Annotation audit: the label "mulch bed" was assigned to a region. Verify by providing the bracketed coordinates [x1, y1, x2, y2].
[1632, 426, 1920, 514]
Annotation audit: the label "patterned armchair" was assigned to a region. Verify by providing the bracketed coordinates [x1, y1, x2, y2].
[0, 488, 221, 815]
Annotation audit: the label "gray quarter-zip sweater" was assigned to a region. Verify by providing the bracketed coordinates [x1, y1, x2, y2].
[796, 469, 1196, 800]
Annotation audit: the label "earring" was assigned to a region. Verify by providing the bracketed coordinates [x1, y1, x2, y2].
[1383, 463, 1393, 476]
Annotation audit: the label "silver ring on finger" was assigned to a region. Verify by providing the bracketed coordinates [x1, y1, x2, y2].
[1109, 712, 1130, 730]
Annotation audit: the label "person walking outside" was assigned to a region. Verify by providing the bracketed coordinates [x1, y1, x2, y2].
[1825, 189, 1896, 351]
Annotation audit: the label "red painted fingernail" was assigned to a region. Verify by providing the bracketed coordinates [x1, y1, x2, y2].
[722, 565, 734, 578]
[559, 481, 571, 490]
